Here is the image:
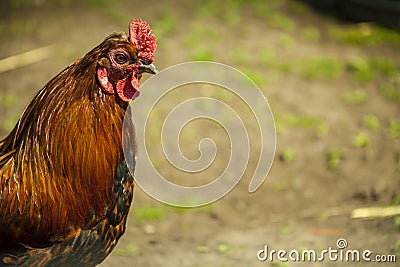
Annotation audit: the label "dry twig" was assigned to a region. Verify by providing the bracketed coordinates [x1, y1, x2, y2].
[351, 206, 400, 219]
[0, 45, 56, 73]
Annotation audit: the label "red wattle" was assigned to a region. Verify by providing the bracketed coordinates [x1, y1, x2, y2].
[116, 73, 141, 102]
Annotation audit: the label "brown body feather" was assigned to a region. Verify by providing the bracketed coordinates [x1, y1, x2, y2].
[0, 32, 136, 261]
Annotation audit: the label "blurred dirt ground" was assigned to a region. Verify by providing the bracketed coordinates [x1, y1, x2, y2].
[0, 1, 400, 266]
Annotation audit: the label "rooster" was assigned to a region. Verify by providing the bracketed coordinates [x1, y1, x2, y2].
[0, 18, 157, 266]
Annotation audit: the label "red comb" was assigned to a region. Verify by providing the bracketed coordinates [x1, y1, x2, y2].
[129, 18, 157, 63]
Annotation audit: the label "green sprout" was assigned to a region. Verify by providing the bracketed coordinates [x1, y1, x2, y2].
[302, 57, 344, 80]
[269, 13, 295, 31]
[258, 47, 277, 67]
[196, 1, 218, 17]
[223, 2, 241, 25]
[327, 149, 343, 169]
[279, 225, 294, 234]
[217, 244, 231, 254]
[0, 94, 17, 108]
[133, 205, 164, 223]
[390, 120, 400, 138]
[395, 240, 400, 251]
[341, 90, 368, 105]
[152, 12, 178, 42]
[348, 58, 374, 83]
[278, 34, 296, 49]
[394, 216, 400, 229]
[116, 242, 138, 256]
[362, 115, 380, 131]
[279, 149, 296, 163]
[196, 246, 209, 254]
[351, 132, 369, 148]
[301, 27, 320, 42]
[191, 48, 214, 61]
[348, 57, 398, 84]
[329, 23, 400, 46]
[230, 46, 252, 65]
[3, 115, 20, 132]
[380, 84, 400, 102]
[241, 68, 266, 88]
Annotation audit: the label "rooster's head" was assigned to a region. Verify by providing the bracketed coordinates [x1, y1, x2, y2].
[96, 18, 157, 102]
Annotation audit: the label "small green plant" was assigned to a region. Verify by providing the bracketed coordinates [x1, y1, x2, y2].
[327, 149, 342, 169]
[341, 89, 368, 105]
[269, 13, 295, 31]
[278, 61, 296, 74]
[3, 115, 20, 132]
[272, 178, 291, 192]
[241, 68, 266, 88]
[395, 240, 400, 251]
[200, 203, 215, 213]
[380, 84, 400, 102]
[183, 23, 220, 48]
[223, 2, 241, 25]
[278, 34, 296, 49]
[191, 48, 214, 61]
[318, 210, 330, 221]
[316, 122, 329, 137]
[0, 94, 17, 108]
[196, 246, 208, 254]
[362, 115, 380, 131]
[370, 58, 398, 77]
[329, 23, 400, 46]
[351, 132, 369, 148]
[251, 0, 285, 21]
[394, 216, 400, 229]
[284, 114, 316, 128]
[302, 57, 344, 80]
[279, 225, 294, 234]
[272, 183, 289, 192]
[196, 1, 219, 17]
[279, 149, 296, 163]
[273, 114, 284, 134]
[282, 114, 328, 137]
[152, 12, 178, 41]
[258, 47, 277, 67]
[217, 244, 231, 254]
[301, 27, 320, 42]
[169, 206, 191, 213]
[348, 58, 374, 83]
[348, 57, 398, 84]
[390, 120, 400, 138]
[392, 195, 400, 205]
[116, 242, 138, 256]
[133, 205, 164, 223]
[230, 46, 252, 65]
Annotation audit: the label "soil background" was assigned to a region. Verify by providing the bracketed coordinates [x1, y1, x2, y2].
[0, 1, 399, 266]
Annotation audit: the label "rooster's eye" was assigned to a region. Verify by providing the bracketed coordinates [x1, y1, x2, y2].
[114, 53, 128, 64]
